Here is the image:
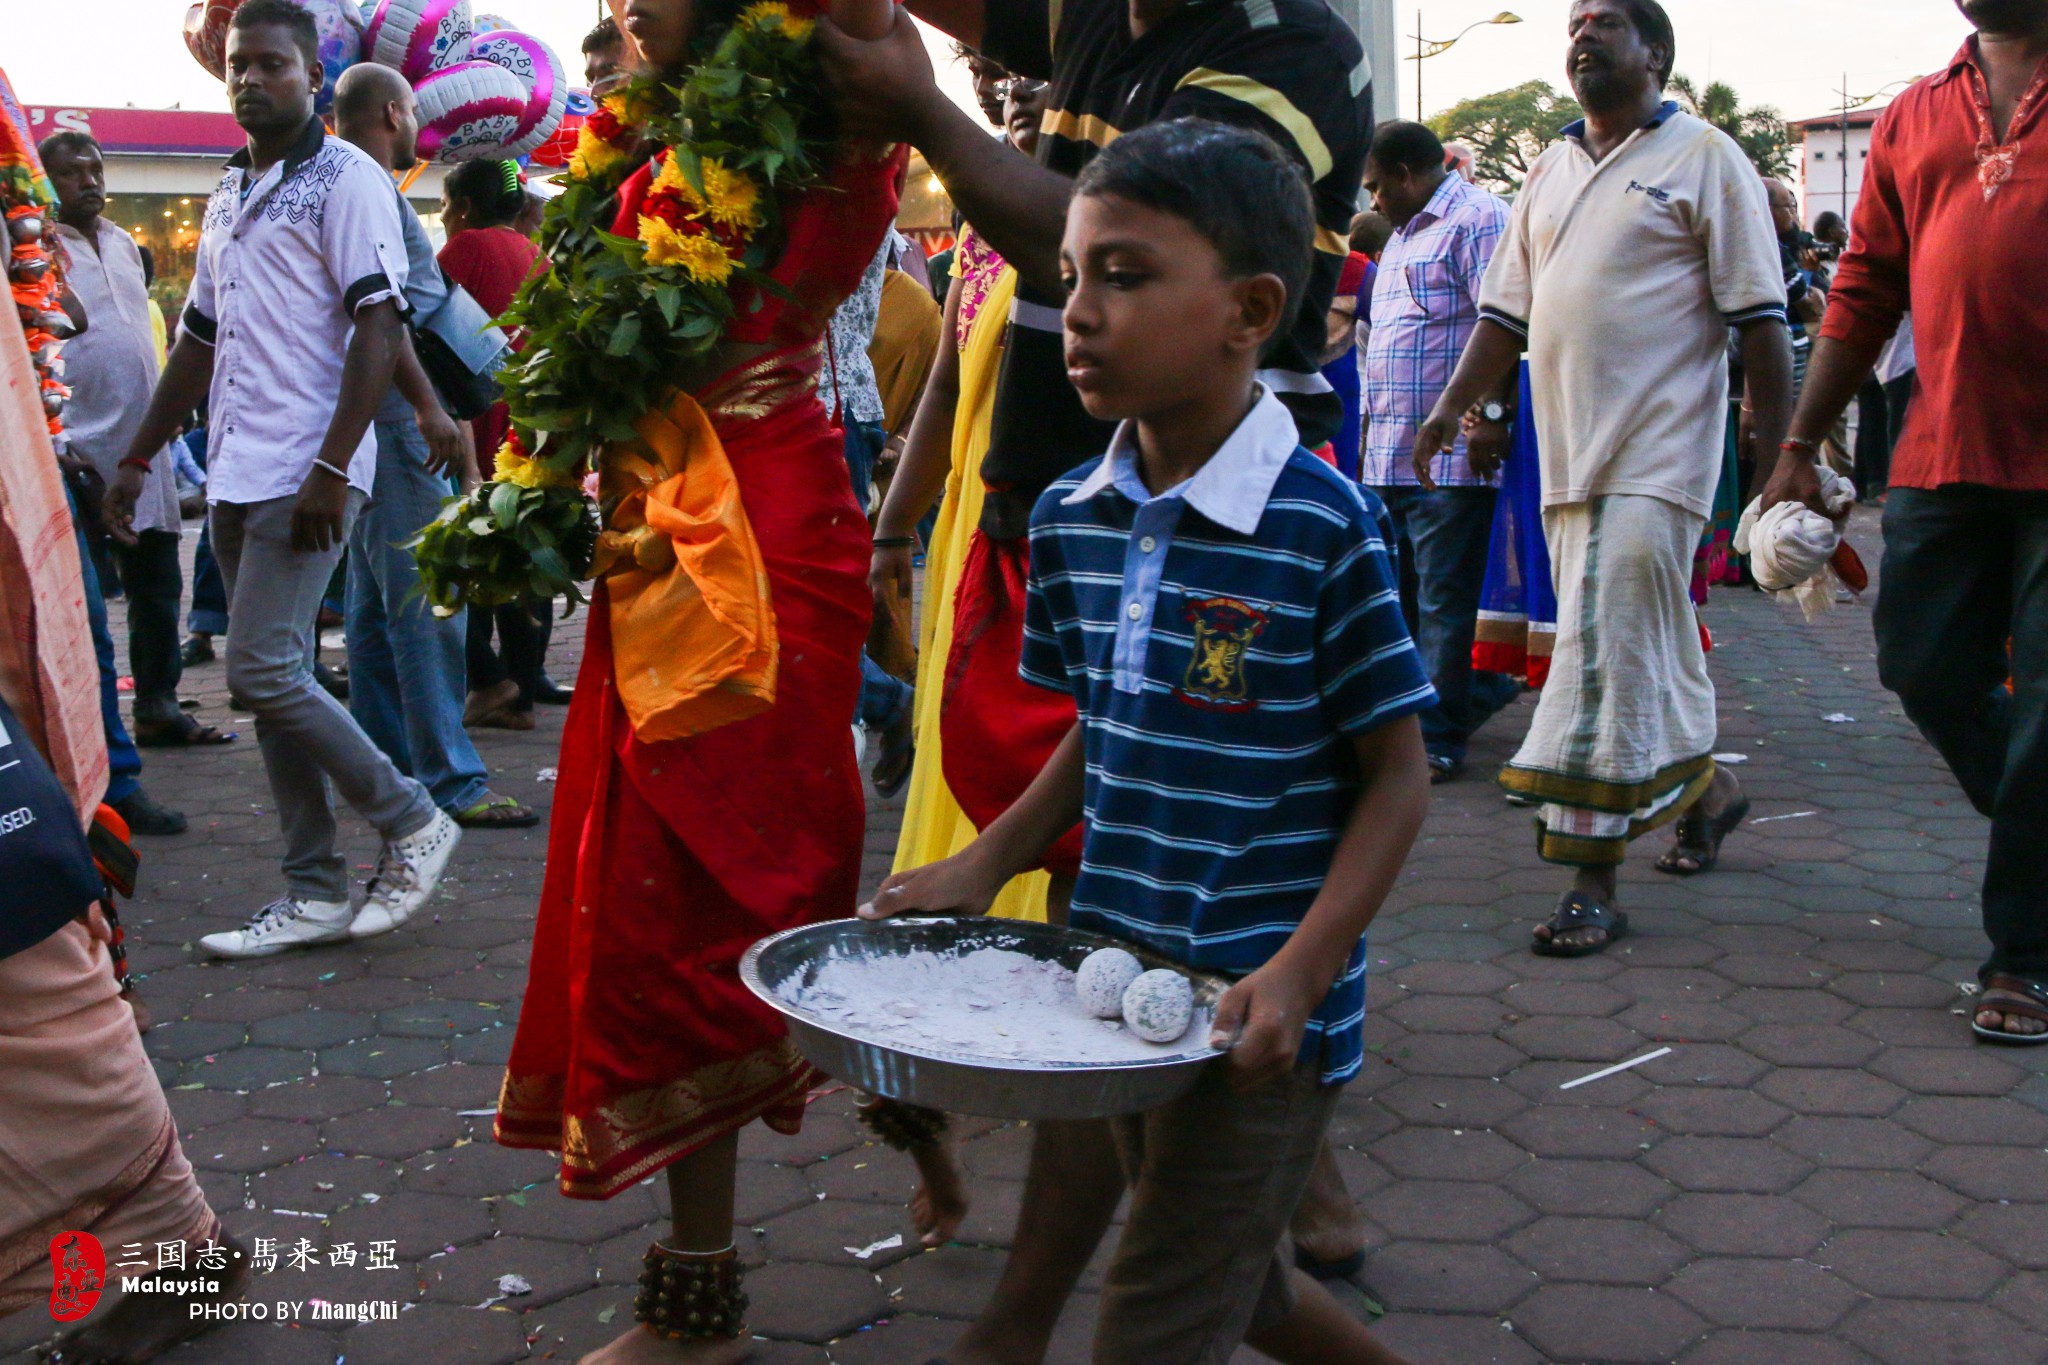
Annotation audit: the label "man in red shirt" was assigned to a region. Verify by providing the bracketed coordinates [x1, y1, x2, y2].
[1767, 0, 2048, 1044]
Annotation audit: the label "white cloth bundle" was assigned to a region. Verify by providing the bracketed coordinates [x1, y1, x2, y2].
[1734, 468, 1858, 620]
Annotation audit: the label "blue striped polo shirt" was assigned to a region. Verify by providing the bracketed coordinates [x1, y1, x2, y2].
[1021, 390, 1436, 1084]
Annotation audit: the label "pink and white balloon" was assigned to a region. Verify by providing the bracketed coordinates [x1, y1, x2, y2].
[412, 58, 530, 162]
[464, 30, 567, 159]
[361, 0, 472, 84]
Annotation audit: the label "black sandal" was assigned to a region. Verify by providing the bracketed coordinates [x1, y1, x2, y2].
[1655, 796, 1751, 876]
[1972, 975, 2048, 1046]
[133, 713, 235, 748]
[1533, 890, 1628, 958]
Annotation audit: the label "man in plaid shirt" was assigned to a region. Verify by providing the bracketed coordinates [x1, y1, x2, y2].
[1361, 120, 1519, 783]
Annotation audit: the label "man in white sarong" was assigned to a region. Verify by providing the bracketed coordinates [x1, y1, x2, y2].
[1415, 0, 1793, 955]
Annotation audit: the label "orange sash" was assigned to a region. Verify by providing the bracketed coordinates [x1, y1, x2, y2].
[591, 390, 778, 743]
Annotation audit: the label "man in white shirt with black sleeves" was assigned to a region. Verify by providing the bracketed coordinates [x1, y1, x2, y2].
[106, 0, 461, 956]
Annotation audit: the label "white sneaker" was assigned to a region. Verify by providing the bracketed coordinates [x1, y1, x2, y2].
[348, 809, 462, 939]
[199, 896, 352, 959]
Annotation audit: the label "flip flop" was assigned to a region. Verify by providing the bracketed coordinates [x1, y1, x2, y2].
[453, 794, 539, 829]
[133, 714, 235, 748]
[1532, 890, 1628, 958]
[1655, 796, 1751, 876]
[1972, 975, 2048, 1046]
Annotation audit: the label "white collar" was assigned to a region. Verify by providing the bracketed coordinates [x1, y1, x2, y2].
[1063, 386, 1301, 535]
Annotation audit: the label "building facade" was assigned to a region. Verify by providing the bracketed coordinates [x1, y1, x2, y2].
[1793, 107, 1882, 235]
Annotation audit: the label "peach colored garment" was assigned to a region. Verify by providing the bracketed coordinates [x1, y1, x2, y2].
[0, 301, 106, 820]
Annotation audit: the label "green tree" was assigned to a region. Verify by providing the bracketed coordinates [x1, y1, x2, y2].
[1427, 80, 1582, 194]
[1669, 75, 1793, 176]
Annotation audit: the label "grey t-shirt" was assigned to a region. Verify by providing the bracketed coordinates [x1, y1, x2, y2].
[375, 185, 452, 424]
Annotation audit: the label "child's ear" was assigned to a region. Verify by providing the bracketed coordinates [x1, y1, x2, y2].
[1231, 273, 1290, 355]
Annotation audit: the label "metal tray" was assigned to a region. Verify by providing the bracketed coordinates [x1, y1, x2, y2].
[741, 916, 1227, 1120]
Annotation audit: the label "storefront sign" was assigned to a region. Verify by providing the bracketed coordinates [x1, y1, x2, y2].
[21, 106, 241, 157]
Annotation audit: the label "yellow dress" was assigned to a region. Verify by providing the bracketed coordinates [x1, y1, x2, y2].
[892, 261, 1049, 922]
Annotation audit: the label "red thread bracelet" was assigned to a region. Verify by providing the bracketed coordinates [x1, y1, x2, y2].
[118, 456, 153, 473]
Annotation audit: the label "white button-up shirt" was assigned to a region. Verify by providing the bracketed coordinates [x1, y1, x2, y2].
[55, 218, 181, 533]
[183, 118, 407, 506]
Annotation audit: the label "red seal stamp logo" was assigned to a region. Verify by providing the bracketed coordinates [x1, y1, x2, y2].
[49, 1231, 105, 1322]
[1177, 596, 1268, 711]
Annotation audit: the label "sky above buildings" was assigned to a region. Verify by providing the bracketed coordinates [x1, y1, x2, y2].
[14, 0, 1962, 133]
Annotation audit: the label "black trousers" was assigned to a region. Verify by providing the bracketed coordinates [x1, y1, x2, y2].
[112, 527, 185, 725]
[1875, 485, 2048, 982]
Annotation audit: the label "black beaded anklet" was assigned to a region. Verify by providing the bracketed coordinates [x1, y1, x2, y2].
[857, 1096, 950, 1151]
[634, 1243, 748, 1340]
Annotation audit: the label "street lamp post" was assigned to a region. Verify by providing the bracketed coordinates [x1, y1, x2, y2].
[1828, 74, 1918, 226]
[1410, 10, 1523, 121]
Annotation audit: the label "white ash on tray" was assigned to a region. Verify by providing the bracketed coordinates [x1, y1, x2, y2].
[780, 946, 1210, 1064]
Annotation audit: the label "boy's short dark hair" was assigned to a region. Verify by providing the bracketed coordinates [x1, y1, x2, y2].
[37, 130, 99, 165]
[1072, 118, 1314, 349]
[1367, 120, 1444, 176]
[231, 0, 321, 75]
[582, 17, 621, 54]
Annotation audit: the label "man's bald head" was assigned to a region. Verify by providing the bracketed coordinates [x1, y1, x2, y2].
[333, 62, 419, 171]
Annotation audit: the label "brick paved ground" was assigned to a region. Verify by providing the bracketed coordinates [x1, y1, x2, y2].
[6, 507, 2047, 1364]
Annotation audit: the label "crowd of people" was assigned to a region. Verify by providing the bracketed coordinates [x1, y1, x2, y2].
[2, 0, 2044, 1360]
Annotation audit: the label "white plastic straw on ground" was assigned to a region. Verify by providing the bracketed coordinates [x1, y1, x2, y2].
[1559, 1046, 1673, 1090]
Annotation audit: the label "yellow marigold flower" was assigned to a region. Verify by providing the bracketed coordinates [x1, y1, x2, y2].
[602, 88, 657, 126]
[741, 1, 814, 41]
[700, 160, 763, 230]
[492, 439, 531, 482]
[568, 127, 626, 182]
[653, 153, 707, 212]
[638, 214, 693, 268]
[670, 233, 737, 285]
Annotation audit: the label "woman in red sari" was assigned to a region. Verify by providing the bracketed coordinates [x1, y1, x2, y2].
[489, 0, 897, 1357]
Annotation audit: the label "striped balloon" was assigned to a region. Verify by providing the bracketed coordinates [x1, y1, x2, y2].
[361, 0, 472, 83]
[465, 30, 567, 159]
[414, 58, 528, 162]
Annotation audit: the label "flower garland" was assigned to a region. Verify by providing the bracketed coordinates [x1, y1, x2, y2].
[412, 0, 834, 613]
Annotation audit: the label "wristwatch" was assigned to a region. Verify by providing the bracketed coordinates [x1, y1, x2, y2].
[1478, 400, 1512, 424]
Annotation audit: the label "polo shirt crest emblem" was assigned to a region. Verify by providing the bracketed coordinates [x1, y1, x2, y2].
[1177, 596, 1267, 710]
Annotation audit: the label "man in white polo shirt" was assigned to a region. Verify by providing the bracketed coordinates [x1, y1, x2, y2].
[104, 0, 461, 956]
[1416, 0, 1792, 957]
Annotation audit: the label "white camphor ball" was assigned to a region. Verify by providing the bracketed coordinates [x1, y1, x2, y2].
[1122, 968, 1194, 1044]
[1075, 947, 1143, 1020]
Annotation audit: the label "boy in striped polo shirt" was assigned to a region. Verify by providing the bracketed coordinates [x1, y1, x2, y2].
[867, 119, 1429, 1365]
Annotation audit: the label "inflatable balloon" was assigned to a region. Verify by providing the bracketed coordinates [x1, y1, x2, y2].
[564, 87, 594, 118]
[414, 59, 528, 161]
[184, 0, 239, 79]
[465, 30, 566, 158]
[286, 0, 365, 114]
[471, 11, 513, 33]
[525, 107, 582, 168]
[362, 0, 472, 84]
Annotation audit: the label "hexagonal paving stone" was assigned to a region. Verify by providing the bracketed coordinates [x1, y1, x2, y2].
[1372, 1310, 1543, 1364]
[1992, 1271, 2048, 1334]
[743, 1261, 888, 1342]
[1655, 1193, 1830, 1258]
[324, 1106, 465, 1161]
[881, 1244, 1006, 1319]
[1635, 1089, 1792, 1138]
[180, 1045, 317, 1090]
[1509, 1283, 1707, 1363]
[1843, 1299, 2048, 1365]
[325, 1189, 494, 1258]
[1792, 1169, 1967, 1229]
[1665, 1257, 1860, 1331]
[143, 1019, 250, 1060]
[1497, 1106, 1659, 1160]
[1956, 1202, 2048, 1271]
[1678, 1329, 1877, 1364]
[1505, 1216, 1690, 1285]
[1372, 1128, 1528, 1182]
[1375, 1076, 1530, 1129]
[1823, 1228, 2010, 1300]
[247, 1008, 376, 1050]
[1365, 1241, 1538, 1314]
[1642, 1137, 1813, 1195]
[1505, 1160, 1676, 1219]
[497, 1183, 663, 1243]
[756, 1196, 921, 1269]
[1771, 1115, 1934, 1169]
[416, 1234, 596, 1307]
[1869, 1047, 2026, 1097]
[1755, 1068, 1907, 1117]
[1894, 1096, 2048, 1147]
[249, 1153, 402, 1214]
[1738, 1022, 1883, 1068]
[1918, 1145, 2048, 1202]
[186, 1116, 324, 1173]
[1500, 1015, 1647, 1063]
[319, 1037, 451, 1079]
[1366, 1180, 1535, 1244]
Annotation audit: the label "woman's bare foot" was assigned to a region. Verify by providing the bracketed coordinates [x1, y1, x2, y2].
[579, 1326, 752, 1365]
[43, 1234, 251, 1364]
[909, 1132, 971, 1248]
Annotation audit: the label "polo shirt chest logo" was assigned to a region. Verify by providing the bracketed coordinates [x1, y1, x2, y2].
[1177, 595, 1267, 711]
[1625, 179, 1673, 205]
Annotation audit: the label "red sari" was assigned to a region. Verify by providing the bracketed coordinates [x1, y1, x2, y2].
[495, 144, 901, 1199]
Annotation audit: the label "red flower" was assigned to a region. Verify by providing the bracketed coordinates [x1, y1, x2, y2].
[586, 106, 624, 142]
[643, 192, 686, 230]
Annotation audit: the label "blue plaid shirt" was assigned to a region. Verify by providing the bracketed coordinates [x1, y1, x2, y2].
[1361, 174, 1512, 488]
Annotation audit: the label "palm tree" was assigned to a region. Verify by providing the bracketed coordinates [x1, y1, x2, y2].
[1669, 75, 1792, 177]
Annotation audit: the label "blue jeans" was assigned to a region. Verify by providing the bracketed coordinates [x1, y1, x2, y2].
[1373, 484, 1519, 764]
[857, 653, 911, 730]
[843, 419, 887, 512]
[72, 501, 143, 805]
[344, 421, 490, 814]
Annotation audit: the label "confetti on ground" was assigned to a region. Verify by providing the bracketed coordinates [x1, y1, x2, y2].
[1752, 811, 1817, 824]
[1712, 752, 1748, 764]
[1560, 1047, 1673, 1090]
[1823, 713, 1856, 723]
[537, 768, 558, 782]
[844, 1234, 903, 1260]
